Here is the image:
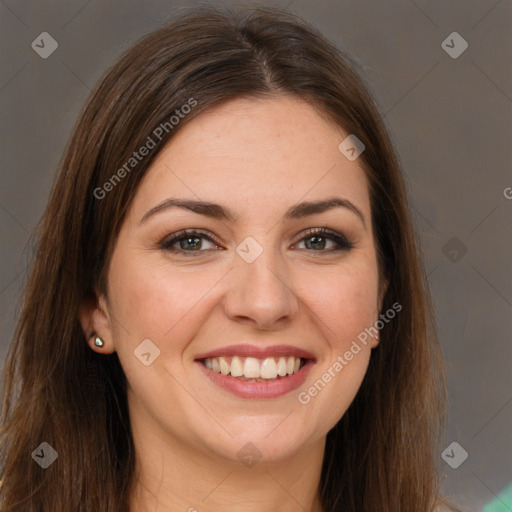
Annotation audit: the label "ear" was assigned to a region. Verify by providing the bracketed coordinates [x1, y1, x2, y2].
[79, 292, 115, 354]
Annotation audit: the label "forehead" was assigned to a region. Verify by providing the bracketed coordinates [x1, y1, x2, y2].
[130, 95, 371, 224]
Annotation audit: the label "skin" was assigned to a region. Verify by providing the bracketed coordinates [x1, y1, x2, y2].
[81, 95, 387, 512]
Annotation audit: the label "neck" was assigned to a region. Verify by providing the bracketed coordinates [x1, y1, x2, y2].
[128, 416, 326, 512]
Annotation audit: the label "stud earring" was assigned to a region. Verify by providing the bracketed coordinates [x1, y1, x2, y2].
[93, 336, 104, 348]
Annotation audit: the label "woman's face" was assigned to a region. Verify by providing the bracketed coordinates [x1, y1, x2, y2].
[92, 95, 384, 464]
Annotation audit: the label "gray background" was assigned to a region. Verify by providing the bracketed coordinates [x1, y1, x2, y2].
[1, 1, 511, 511]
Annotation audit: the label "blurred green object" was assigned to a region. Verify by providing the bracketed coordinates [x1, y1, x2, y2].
[482, 483, 512, 512]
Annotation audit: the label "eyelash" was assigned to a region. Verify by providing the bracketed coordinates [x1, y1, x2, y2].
[160, 227, 355, 256]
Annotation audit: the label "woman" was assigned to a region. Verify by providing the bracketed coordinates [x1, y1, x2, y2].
[0, 5, 460, 511]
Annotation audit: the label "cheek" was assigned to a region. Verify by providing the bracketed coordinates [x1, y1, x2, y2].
[107, 255, 224, 348]
[105, 258, 220, 414]
[303, 259, 380, 350]
[294, 257, 379, 429]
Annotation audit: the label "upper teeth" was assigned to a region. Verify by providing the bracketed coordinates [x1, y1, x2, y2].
[204, 356, 302, 380]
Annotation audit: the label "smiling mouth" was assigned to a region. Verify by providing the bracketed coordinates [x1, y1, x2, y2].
[200, 355, 307, 382]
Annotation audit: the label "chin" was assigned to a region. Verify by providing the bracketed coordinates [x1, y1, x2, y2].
[199, 416, 318, 465]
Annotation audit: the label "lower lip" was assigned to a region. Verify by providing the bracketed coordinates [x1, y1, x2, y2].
[196, 360, 314, 399]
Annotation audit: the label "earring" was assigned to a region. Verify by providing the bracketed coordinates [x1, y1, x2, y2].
[93, 336, 104, 348]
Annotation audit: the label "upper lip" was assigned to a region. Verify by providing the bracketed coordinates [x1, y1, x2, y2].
[194, 344, 316, 361]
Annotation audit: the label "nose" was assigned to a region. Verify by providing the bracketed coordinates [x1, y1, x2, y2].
[223, 246, 300, 330]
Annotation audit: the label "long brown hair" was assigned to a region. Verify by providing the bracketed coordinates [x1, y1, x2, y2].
[1, 5, 458, 511]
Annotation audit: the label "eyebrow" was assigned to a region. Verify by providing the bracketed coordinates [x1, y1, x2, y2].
[140, 196, 366, 229]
